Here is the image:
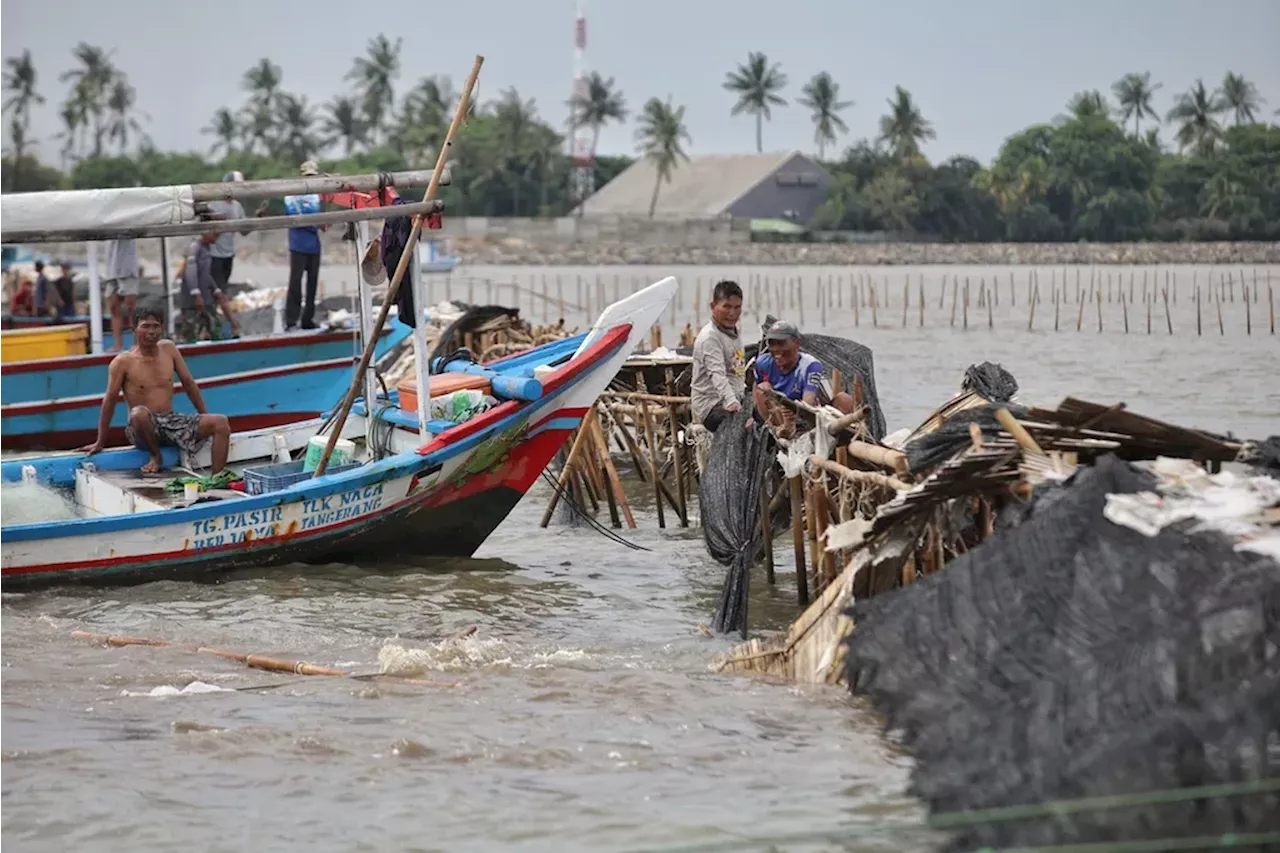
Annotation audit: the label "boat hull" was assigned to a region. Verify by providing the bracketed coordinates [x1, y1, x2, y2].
[0, 326, 409, 451]
[1, 325, 404, 405]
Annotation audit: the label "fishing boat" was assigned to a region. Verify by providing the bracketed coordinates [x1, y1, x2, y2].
[0, 277, 677, 588]
[0, 167, 447, 449]
[1, 56, 681, 588]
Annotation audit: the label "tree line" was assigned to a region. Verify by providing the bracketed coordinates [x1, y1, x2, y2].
[3, 40, 1278, 241]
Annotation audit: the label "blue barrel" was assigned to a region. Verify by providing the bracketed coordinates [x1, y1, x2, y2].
[434, 359, 544, 402]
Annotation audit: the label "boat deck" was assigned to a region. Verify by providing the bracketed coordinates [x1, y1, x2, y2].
[76, 466, 250, 516]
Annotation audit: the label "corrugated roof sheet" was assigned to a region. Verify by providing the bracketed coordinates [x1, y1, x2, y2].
[575, 152, 801, 217]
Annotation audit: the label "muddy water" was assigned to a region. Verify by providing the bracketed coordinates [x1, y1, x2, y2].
[4, 264, 1277, 852]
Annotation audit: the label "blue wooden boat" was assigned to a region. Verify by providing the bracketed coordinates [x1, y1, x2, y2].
[0, 278, 676, 589]
[0, 323, 411, 450]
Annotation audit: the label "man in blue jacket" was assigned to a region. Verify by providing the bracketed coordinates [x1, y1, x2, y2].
[282, 160, 325, 330]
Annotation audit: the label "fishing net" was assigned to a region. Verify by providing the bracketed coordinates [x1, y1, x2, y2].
[702, 408, 776, 637]
[843, 454, 1280, 851]
[903, 402, 1031, 475]
[961, 361, 1019, 402]
[755, 315, 887, 441]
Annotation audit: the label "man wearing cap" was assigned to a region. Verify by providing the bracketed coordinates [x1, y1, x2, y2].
[206, 170, 256, 297]
[282, 160, 325, 331]
[751, 319, 853, 428]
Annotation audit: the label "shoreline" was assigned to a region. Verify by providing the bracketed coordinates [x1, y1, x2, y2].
[37, 237, 1280, 271]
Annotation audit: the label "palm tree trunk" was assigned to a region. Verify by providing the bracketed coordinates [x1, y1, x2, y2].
[649, 173, 662, 219]
[756, 113, 763, 154]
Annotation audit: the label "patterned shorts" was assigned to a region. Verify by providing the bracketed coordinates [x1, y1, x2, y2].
[126, 408, 208, 456]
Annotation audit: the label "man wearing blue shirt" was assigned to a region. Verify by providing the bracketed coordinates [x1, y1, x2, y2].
[283, 160, 325, 330]
[751, 319, 854, 428]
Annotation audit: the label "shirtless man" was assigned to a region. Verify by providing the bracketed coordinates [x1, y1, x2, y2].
[78, 306, 232, 474]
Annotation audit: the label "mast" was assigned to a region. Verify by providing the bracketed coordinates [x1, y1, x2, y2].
[569, 0, 595, 214]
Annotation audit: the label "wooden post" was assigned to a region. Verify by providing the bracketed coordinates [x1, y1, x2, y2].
[987, 281, 994, 330]
[1245, 282, 1252, 335]
[901, 280, 909, 327]
[1076, 287, 1086, 332]
[667, 402, 688, 527]
[760, 476, 775, 584]
[938, 273, 947, 309]
[1121, 291, 1129, 334]
[639, 402, 666, 529]
[918, 275, 925, 327]
[1146, 294, 1152, 335]
[949, 278, 958, 327]
[1010, 270, 1016, 307]
[591, 415, 635, 528]
[1216, 285, 1225, 335]
[962, 277, 969, 330]
[790, 477, 809, 606]
[1096, 287, 1103, 333]
[1163, 288, 1172, 335]
[869, 282, 878, 327]
[314, 55, 483, 478]
[1270, 283, 1275, 335]
[805, 480, 822, 593]
[541, 409, 598, 527]
[1196, 286, 1202, 336]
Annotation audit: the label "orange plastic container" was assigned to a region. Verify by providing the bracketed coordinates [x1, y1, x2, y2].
[396, 372, 490, 414]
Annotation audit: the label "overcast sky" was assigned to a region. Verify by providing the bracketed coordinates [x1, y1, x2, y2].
[4, 0, 1278, 166]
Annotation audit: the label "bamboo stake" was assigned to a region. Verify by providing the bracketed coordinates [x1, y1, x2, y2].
[591, 415, 634, 528]
[1076, 287, 1086, 331]
[760, 476, 775, 584]
[869, 282, 878, 327]
[1196, 286, 1202, 336]
[841, 441, 909, 475]
[639, 402, 667, 529]
[667, 402, 689, 527]
[1146, 293, 1152, 335]
[1270, 283, 1275, 335]
[949, 278, 958, 327]
[1217, 285, 1225, 335]
[938, 273, 947, 309]
[994, 409, 1043, 454]
[805, 480, 822, 592]
[918, 275, 925, 327]
[963, 277, 969, 330]
[315, 55, 483, 477]
[1245, 282, 1252, 335]
[1096, 287, 1103, 333]
[790, 476, 809, 606]
[1053, 284, 1060, 332]
[1163, 288, 1173, 335]
[1121, 291, 1129, 333]
[1028, 283, 1037, 331]
[540, 409, 598, 527]
[987, 281, 994, 330]
[901, 280, 909, 327]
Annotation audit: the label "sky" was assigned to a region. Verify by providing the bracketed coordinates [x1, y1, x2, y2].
[3, 0, 1278, 166]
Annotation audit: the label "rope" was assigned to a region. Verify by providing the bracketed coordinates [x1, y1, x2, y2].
[538, 467, 650, 552]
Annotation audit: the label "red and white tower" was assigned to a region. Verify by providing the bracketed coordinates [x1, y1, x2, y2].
[569, 0, 595, 209]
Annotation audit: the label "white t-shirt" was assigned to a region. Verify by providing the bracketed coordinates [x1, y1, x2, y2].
[690, 322, 746, 424]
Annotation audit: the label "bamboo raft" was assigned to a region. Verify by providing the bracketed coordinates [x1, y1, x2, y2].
[712, 392, 1254, 684]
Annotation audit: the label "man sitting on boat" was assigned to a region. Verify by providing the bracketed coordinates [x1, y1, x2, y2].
[690, 279, 746, 433]
[79, 306, 232, 475]
[751, 319, 854, 431]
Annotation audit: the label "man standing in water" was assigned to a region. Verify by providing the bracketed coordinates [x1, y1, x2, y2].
[79, 306, 231, 475]
[690, 280, 746, 433]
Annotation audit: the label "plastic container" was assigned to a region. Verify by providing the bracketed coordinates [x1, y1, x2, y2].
[303, 436, 354, 473]
[395, 372, 490, 415]
[430, 389, 492, 424]
[242, 458, 361, 495]
[0, 324, 90, 362]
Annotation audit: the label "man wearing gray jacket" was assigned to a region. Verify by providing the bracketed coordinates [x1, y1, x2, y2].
[690, 280, 746, 433]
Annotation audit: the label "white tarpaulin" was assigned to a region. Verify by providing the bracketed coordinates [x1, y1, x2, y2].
[0, 184, 196, 234]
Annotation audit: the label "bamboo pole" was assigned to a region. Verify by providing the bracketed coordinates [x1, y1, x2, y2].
[949, 277, 958, 327]
[843, 441, 909, 475]
[918, 276, 925, 327]
[71, 631, 459, 687]
[869, 282, 878, 327]
[1196, 286, 1202, 336]
[901, 280, 909, 327]
[591, 415, 635, 528]
[639, 402, 667, 529]
[540, 409, 598, 527]
[315, 55, 484, 477]
[1245, 282, 1252, 335]
[805, 481, 822, 593]
[995, 408, 1043, 454]
[1053, 284, 1060, 332]
[1121, 291, 1129, 333]
[761, 477, 775, 584]
[963, 277, 969, 330]
[667, 402, 689, 527]
[191, 169, 450, 203]
[1163, 288, 1173, 335]
[987, 281, 994, 330]
[1096, 287, 1103, 333]
[790, 477, 809, 606]
[807, 455, 911, 492]
[1270, 283, 1275, 335]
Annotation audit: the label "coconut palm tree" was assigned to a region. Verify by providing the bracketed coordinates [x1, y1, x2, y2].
[1112, 72, 1161, 135]
[241, 58, 282, 153]
[2, 50, 44, 160]
[491, 88, 541, 213]
[59, 42, 116, 157]
[106, 76, 148, 153]
[569, 71, 627, 161]
[202, 108, 240, 157]
[347, 34, 402, 145]
[55, 99, 84, 166]
[322, 95, 367, 155]
[1167, 79, 1225, 156]
[878, 86, 934, 159]
[1066, 90, 1110, 120]
[723, 52, 787, 153]
[389, 77, 454, 165]
[1217, 72, 1265, 125]
[242, 58, 282, 105]
[634, 96, 691, 218]
[274, 93, 320, 164]
[798, 72, 852, 160]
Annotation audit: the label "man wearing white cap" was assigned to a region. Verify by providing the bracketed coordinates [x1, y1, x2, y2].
[282, 160, 325, 330]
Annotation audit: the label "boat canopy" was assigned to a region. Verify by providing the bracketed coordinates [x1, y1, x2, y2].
[2, 185, 196, 237]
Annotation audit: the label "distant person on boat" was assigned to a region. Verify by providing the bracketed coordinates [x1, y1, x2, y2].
[32, 260, 52, 315]
[751, 319, 854, 431]
[282, 160, 326, 331]
[690, 280, 746, 433]
[50, 262, 76, 320]
[206, 170, 263, 296]
[8, 272, 35, 316]
[182, 233, 242, 339]
[102, 237, 140, 352]
[78, 305, 231, 475]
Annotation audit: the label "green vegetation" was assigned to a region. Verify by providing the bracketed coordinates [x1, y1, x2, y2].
[2, 39, 1277, 241]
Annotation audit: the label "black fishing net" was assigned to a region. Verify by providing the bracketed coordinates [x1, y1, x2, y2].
[844, 454, 1280, 851]
[903, 402, 1031, 475]
[961, 361, 1019, 402]
[1249, 436, 1280, 472]
[701, 409, 776, 637]
[427, 304, 523, 371]
[755, 315, 887, 441]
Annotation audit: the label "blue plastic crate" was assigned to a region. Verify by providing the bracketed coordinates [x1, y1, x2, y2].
[241, 458, 362, 496]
